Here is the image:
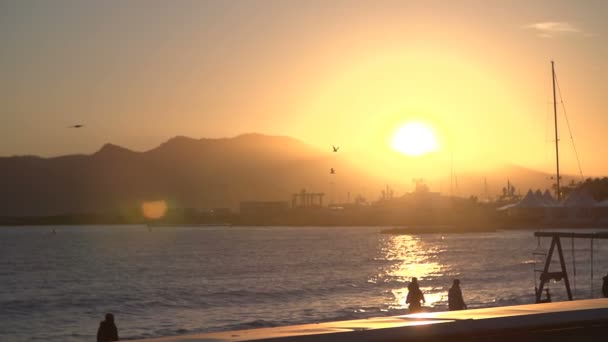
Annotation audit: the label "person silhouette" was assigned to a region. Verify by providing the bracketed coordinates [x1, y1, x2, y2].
[97, 313, 119, 342]
[448, 279, 467, 311]
[602, 273, 608, 298]
[406, 277, 425, 313]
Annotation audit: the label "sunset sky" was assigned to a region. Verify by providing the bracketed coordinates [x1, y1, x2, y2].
[2, 0, 608, 186]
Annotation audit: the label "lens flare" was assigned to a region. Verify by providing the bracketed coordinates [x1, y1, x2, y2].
[141, 200, 168, 220]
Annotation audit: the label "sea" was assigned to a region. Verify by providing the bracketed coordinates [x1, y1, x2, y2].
[1, 225, 607, 342]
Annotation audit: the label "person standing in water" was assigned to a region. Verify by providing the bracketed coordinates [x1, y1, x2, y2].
[406, 277, 425, 313]
[97, 313, 119, 342]
[448, 279, 467, 311]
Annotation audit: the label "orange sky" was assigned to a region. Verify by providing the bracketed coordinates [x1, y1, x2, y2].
[2, 0, 608, 188]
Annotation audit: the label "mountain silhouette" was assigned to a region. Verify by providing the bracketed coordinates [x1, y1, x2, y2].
[0, 133, 569, 217]
[0, 134, 372, 217]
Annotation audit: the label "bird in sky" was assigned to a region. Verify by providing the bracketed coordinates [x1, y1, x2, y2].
[332, 145, 339, 152]
[330, 168, 335, 174]
[69, 124, 84, 128]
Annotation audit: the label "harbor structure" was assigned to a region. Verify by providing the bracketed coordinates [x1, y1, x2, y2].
[291, 189, 325, 208]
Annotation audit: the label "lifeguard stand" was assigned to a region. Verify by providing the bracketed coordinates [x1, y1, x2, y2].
[534, 231, 608, 303]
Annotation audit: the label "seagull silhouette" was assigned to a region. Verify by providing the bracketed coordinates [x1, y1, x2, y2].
[330, 168, 335, 174]
[332, 145, 339, 152]
[69, 124, 84, 128]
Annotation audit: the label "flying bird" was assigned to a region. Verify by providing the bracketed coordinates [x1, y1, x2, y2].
[330, 168, 335, 174]
[69, 124, 84, 128]
[332, 145, 339, 152]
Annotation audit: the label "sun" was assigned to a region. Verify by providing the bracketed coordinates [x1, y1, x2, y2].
[391, 122, 439, 156]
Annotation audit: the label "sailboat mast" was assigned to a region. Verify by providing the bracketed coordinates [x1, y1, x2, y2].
[552, 61, 561, 201]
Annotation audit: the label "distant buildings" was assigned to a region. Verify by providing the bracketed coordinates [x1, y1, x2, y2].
[239, 201, 289, 216]
[497, 188, 608, 225]
[211, 207, 232, 217]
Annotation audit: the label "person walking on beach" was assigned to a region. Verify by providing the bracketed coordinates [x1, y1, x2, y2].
[448, 279, 467, 311]
[97, 313, 119, 342]
[406, 277, 425, 313]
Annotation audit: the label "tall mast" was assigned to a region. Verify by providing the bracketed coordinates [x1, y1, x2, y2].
[552, 61, 561, 201]
[484, 177, 489, 202]
[450, 152, 454, 197]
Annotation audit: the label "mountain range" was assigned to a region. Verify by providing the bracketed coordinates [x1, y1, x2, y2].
[0, 134, 373, 216]
[0, 133, 565, 217]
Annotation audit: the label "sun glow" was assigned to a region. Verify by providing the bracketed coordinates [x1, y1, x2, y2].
[391, 122, 439, 156]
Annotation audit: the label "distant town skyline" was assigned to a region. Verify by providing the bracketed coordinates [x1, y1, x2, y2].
[2, 0, 608, 180]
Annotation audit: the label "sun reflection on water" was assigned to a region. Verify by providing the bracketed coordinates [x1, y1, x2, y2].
[375, 235, 447, 309]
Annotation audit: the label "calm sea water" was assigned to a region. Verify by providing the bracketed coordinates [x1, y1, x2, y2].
[1, 225, 607, 342]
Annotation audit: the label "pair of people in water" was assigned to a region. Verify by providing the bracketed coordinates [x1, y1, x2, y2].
[406, 278, 467, 313]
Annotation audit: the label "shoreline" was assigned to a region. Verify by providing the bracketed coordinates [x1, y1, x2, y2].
[3, 222, 608, 234]
[128, 299, 608, 342]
